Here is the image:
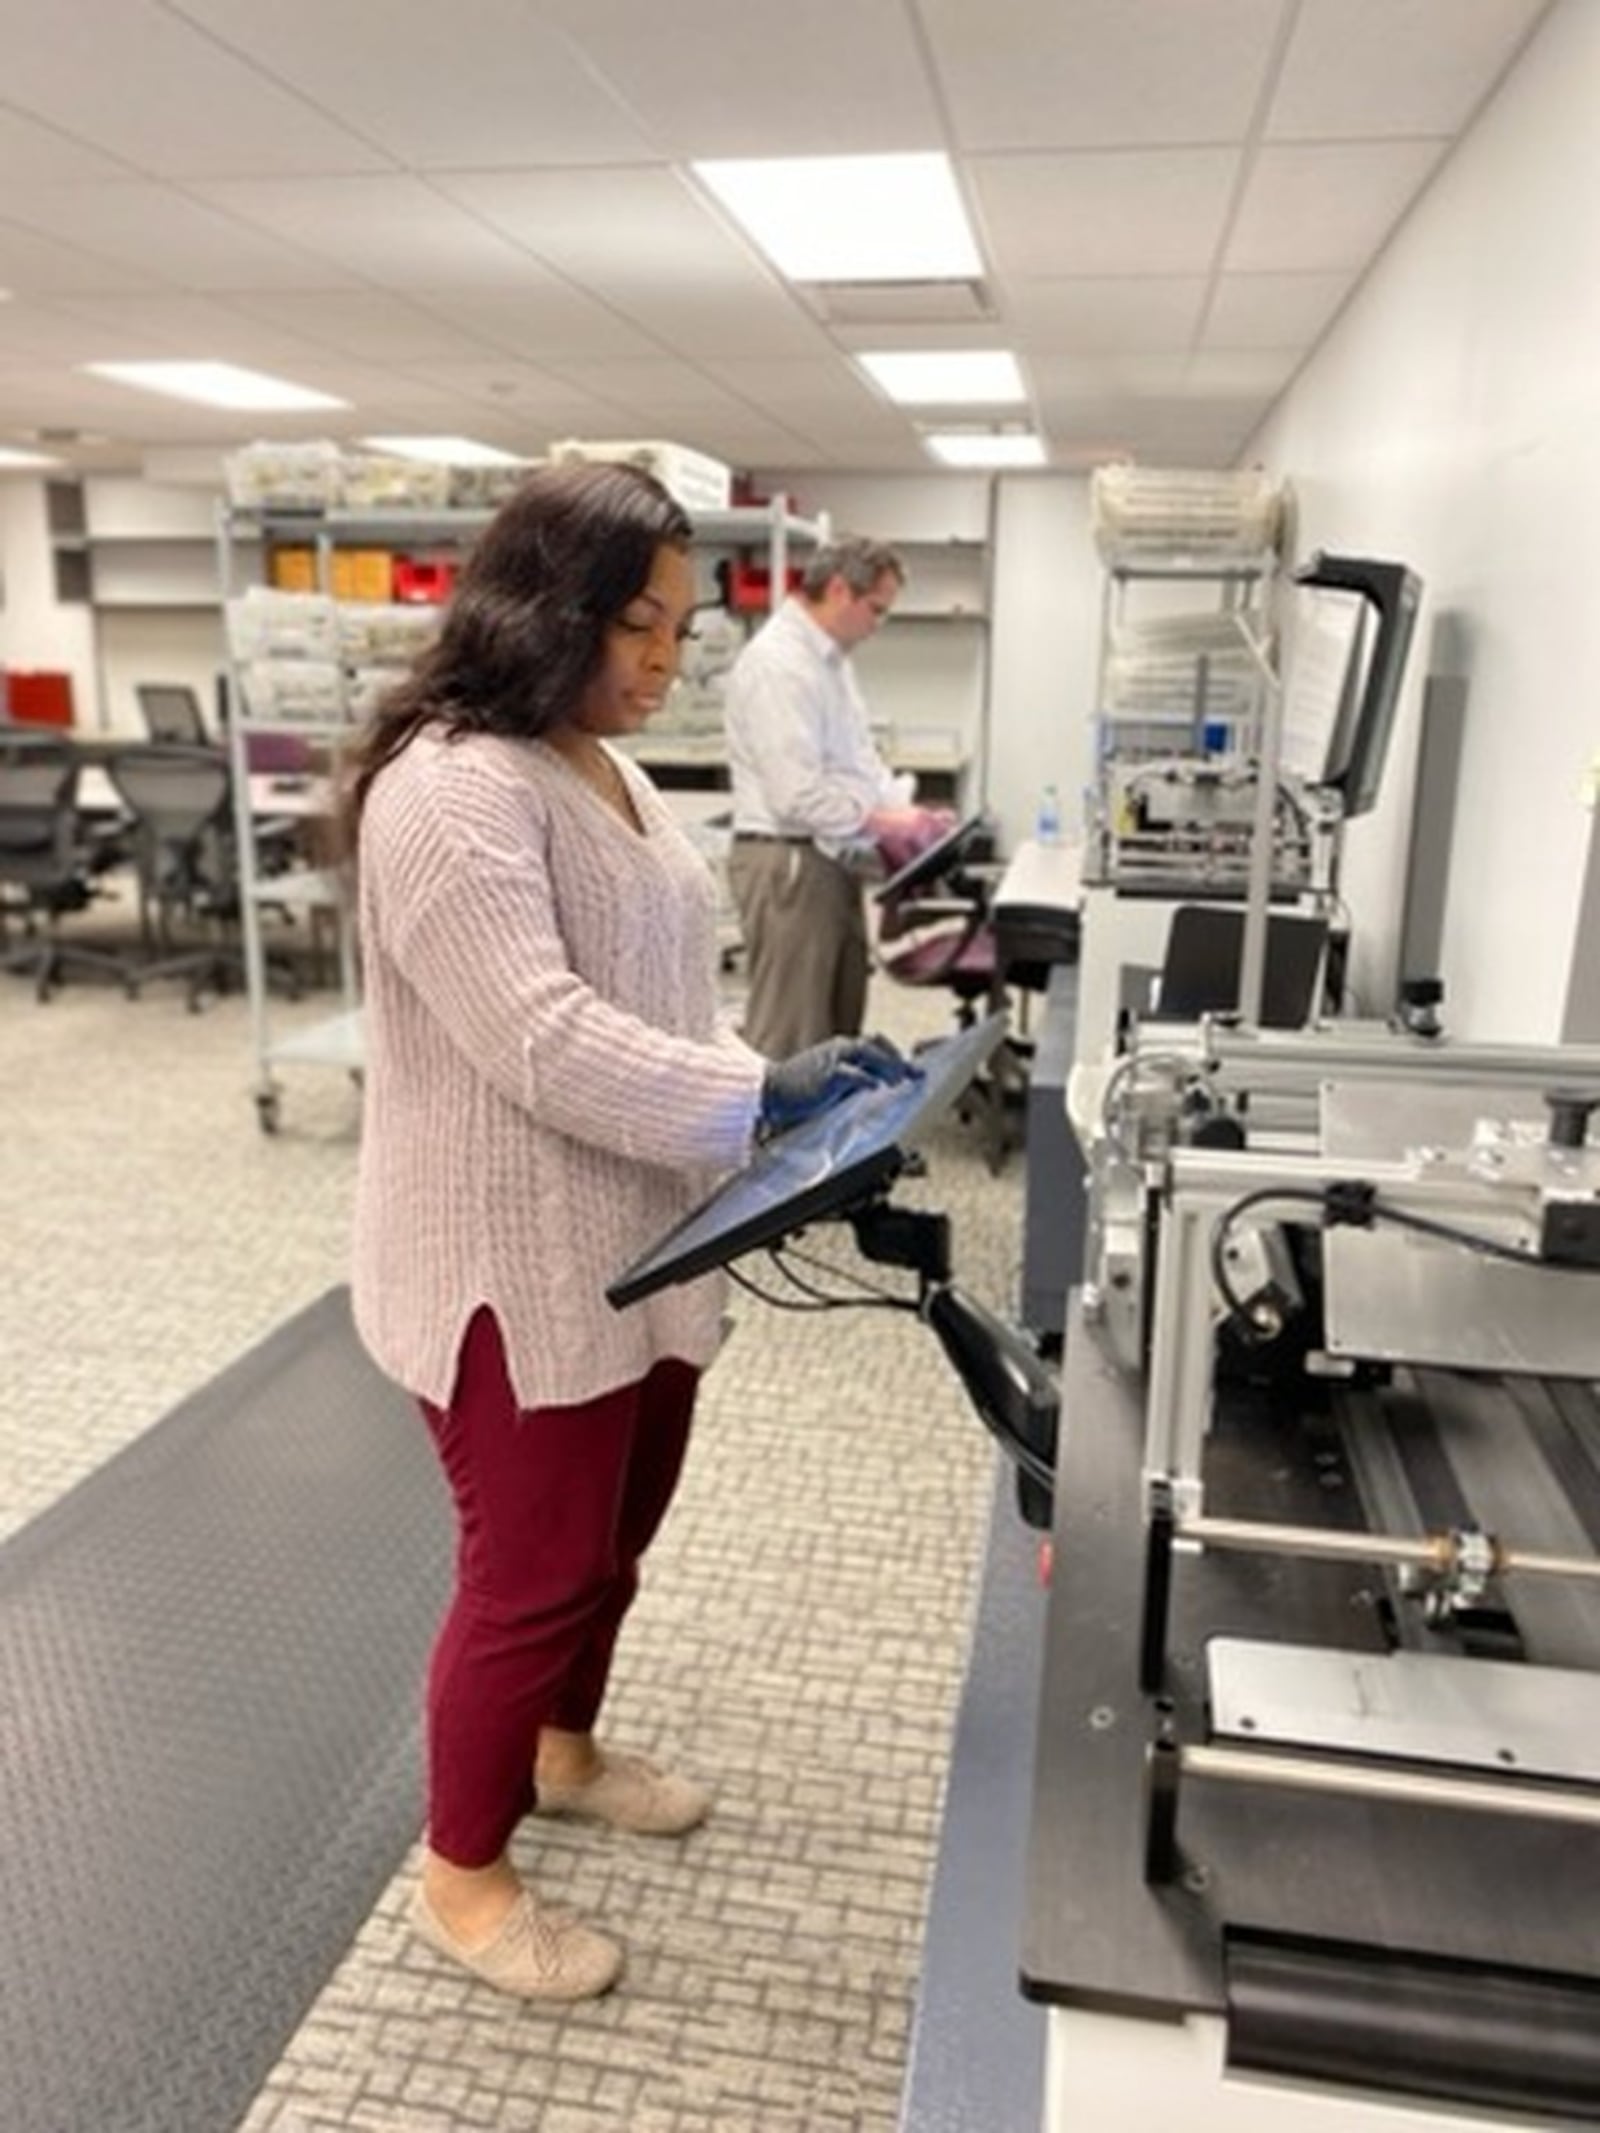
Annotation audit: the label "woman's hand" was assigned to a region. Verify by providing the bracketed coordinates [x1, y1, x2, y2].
[759, 1033, 920, 1136]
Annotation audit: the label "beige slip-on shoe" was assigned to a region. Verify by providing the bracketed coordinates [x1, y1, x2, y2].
[409, 1885, 623, 2002]
[535, 1750, 712, 1836]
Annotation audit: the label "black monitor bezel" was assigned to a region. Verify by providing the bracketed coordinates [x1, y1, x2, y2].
[1292, 552, 1422, 821]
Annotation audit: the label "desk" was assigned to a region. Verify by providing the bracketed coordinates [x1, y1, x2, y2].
[992, 840, 1082, 975]
[1022, 1303, 1600, 2129]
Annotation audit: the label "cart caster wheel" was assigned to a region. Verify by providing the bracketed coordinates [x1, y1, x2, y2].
[255, 1092, 281, 1135]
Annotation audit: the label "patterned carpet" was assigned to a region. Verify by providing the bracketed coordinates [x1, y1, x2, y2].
[3, 939, 1028, 2133]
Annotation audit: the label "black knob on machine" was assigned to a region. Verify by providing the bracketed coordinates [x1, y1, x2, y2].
[1543, 1087, 1600, 1151]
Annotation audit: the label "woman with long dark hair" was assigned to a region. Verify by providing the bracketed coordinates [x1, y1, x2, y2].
[342, 461, 909, 2002]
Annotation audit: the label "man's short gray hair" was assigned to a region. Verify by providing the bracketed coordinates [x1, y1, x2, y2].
[800, 536, 906, 602]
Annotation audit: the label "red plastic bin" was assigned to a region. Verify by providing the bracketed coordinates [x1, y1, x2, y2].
[392, 557, 458, 605]
[2, 669, 75, 726]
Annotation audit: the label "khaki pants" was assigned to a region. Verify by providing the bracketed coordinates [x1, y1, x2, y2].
[726, 839, 868, 1056]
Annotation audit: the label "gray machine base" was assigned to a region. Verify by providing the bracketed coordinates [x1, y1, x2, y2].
[0, 1287, 449, 2133]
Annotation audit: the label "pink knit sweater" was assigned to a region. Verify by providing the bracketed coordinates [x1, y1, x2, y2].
[352, 727, 766, 1410]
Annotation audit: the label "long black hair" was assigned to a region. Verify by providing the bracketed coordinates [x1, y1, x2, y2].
[338, 459, 692, 849]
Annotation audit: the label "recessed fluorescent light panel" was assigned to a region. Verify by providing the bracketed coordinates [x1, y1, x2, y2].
[82, 361, 348, 412]
[361, 436, 527, 467]
[0, 446, 60, 469]
[857, 350, 1025, 406]
[924, 431, 1048, 469]
[694, 153, 981, 282]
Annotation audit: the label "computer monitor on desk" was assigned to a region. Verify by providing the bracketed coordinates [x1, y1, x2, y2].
[607, 1014, 1006, 1309]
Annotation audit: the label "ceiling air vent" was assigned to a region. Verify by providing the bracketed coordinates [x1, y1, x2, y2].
[800, 278, 995, 326]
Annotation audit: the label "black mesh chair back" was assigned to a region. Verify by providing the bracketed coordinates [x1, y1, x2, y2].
[0, 726, 77, 840]
[0, 729, 128, 998]
[107, 743, 230, 864]
[105, 744, 239, 1005]
[135, 683, 209, 745]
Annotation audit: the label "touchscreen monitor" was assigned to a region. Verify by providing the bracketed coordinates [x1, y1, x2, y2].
[873, 813, 990, 905]
[607, 1013, 1007, 1309]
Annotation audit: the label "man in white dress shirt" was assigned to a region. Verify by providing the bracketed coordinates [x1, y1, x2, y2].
[722, 537, 943, 1054]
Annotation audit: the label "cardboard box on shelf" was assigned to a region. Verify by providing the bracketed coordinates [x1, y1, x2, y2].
[269, 546, 318, 593]
[329, 549, 394, 602]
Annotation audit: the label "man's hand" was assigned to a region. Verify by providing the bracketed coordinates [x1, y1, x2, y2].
[867, 805, 959, 874]
[759, 1033, 921, 1136]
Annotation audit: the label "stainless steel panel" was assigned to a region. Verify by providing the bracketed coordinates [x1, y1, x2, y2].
[1323, 1225, 1600, 1375]
[1209, 1637, 1600, 1783]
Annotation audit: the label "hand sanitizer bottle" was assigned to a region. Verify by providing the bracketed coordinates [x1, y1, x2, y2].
[1035, 782, 1062, 847]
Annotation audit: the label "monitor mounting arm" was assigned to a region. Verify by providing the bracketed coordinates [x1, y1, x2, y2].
[846, 1193, 953, 1297]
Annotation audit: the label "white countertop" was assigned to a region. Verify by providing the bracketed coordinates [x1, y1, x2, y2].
[993, 837, 1083, 914]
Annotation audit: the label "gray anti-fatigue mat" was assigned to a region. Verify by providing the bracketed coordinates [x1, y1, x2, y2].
[0, 1286, 449, 2133]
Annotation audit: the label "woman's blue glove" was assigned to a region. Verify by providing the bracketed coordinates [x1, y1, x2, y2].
[759, 1033, 920, 1137]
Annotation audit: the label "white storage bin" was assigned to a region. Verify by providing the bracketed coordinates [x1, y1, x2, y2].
[226, 587, 340, 663]
[548, 438, 732, 514]
[239, 659, 346, 724]
[336, 602, 441, 667]
[1091, 464, 1283, 564]
[224, 440, 342, 512]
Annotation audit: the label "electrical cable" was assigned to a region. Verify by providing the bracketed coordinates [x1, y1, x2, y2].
[725, 1251, 916, 1316]
[773, 1239, 920, 1309]
[1209, 1179, 1600, 1334]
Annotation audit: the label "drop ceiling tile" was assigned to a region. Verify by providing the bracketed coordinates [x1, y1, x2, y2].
[223, 291, 500, 365]
[168, 0, 656, 167]
[1031, 350, 1185, 396]
[697, 355, 873, 404]
[1225, 139, 1448, 272]
[434, 168, 777, 296]
[0, 182, 359, 292]
[622, 288, 834, 363]
[391, 359, 629, 432]
[191, 176, 545, 289]
[1267, 0, 1551, 141]
[970, 150, 1241, 278]
[46, 293, 346, 368]
[530, 0, 941, 156]
[1182, 347, 1301, 393]
[408, 292, 662, 366]
[921, 0, 1288, 149]
[0, 222, 164, 298]
[1005, 276, 1209, 352]
[0, 303, 131, 364]
[0, 106, 128, 183]
[1202, 270, 1354, 347]
[540, 357, 754, 416]
[0, 0, 389, 179]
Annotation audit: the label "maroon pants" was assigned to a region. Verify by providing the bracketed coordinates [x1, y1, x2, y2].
[419, 1307, 698, 1867]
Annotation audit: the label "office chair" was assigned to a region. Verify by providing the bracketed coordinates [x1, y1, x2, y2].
[105, 743, 302, 1009]
[0, 728, 130, 1000]
[874, 813, 1001, 1028]
[135, 683, 209, 746]
[874, 815, 1033, 1170]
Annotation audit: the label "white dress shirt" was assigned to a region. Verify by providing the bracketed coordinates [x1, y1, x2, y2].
[723, 598, 912, 855]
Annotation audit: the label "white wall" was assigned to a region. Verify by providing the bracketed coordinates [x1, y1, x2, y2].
[1245, 0, 1600, 1042]
[755, 467, 1100, 851]
[984, 473, 1099, 853]
[0, 480, 98, 727]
